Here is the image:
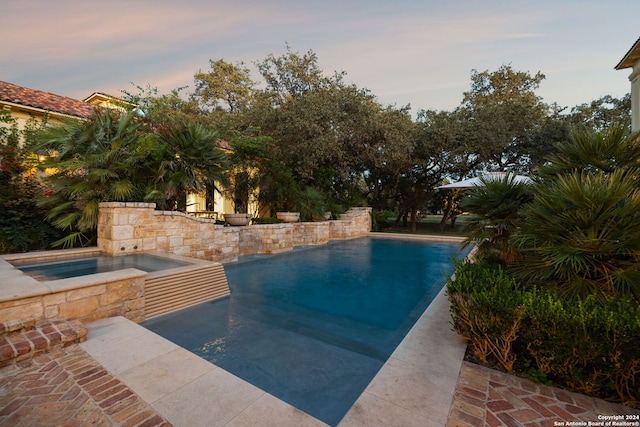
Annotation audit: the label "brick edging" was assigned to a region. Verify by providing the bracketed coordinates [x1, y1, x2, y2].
[0, 344, 173, 426]
[0, 319, 87, 367]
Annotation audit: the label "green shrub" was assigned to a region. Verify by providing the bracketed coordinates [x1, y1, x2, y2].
[520, 292, 640, 403]
[370, 210, 396, 231]
[447, 261, 640, 407]
[0, 112, 63, 253]
[447, 261, 526, 371]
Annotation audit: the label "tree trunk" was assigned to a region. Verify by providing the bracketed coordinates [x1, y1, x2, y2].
[439, 192, 454, 231]
[410, 179, 423, 232]
[410, 208, 417, 232]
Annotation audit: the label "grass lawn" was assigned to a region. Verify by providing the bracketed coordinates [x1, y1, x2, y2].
[381, 214, 472, 238]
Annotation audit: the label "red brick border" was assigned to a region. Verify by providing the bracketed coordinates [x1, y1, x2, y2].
[447, 362, 639, 427]
[0, 319, 88, 367]
[0, 344, 171, 426]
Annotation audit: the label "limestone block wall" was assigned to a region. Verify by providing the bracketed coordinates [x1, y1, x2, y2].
[98, 203, 372, 262]
[292, 222, 331, 246]
[238, 224, 293, 255]
[0, 268, 146, 325]
[330, 207, 372, 240]
[98, 202, 240, 263]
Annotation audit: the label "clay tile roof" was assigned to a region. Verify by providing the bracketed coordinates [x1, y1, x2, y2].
[0, 80, 95, 118]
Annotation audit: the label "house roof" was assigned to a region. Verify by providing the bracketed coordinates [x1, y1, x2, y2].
[82, 91, 135, 108]
[2, 81, 235, 151]
[83, 91, 116, 104]
[0, 80, 95, 118]
[615, 37, 640, 70]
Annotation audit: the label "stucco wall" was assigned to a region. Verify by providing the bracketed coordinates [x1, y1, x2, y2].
[0, 107, 67, 134]
[631, 64, 639, 132]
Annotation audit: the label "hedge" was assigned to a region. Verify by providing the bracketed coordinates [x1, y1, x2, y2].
[447, 260, 640, 407]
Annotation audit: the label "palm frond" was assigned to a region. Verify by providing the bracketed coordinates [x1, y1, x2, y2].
[109, 180, 135, 200]
[51, 231, 91, 249]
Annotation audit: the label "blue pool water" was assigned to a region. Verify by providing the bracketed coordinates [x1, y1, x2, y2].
[142, 237, 467, 426]
[12, 253, 190, 281]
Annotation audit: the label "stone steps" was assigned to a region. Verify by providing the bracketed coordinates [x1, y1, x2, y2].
[0, 318, 87, 368]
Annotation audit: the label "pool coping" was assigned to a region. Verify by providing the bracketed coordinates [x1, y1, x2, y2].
[79, 234, 468, 426]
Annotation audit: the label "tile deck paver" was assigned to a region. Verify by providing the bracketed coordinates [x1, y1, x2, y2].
[1, 285, 638, 426]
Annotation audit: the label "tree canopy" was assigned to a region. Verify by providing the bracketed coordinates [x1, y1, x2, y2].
[20, 45, 632, 247]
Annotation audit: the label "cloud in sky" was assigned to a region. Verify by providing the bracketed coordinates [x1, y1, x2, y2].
[1, 0, 638, 112]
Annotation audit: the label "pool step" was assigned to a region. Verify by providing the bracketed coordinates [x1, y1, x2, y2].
[144, 263, 230, 320]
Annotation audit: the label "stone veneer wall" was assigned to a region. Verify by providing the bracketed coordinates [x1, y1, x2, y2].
[98, 203, 372, 262]
[292, 222, 331, 247]
[98, 202, 240, 262]
[329, 207, 373, 240]
[238, 224, 294, 255]
[0, 266, 146, 325]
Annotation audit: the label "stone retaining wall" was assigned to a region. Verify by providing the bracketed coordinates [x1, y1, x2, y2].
[329, 207, 373, 240]
[293, 222, 331, 246]
[239, 224, 294, 255]
[98, 203, 372, 262]
[98, 203, 240, 262]
[0, 256, 146, 325]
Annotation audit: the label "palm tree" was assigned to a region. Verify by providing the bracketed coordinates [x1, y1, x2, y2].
[35, 111, 229, 247]
[459, 174, 534, 265]
[34, 109, 154, 247]
[539, 123, 640, 177]
[511, 169, 640, 301]
[156, 122, 229, 210]
[511, 126, 640, 301]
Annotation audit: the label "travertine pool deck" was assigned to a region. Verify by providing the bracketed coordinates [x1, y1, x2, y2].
[75, 283, 466, 426]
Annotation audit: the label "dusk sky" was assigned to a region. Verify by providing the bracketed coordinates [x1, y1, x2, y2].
[1, 0, 639, 113]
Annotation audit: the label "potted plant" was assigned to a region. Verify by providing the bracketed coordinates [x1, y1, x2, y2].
[223, 212, 252, 226]
[276, 211, 300, 222]
[313, 211, 332, 221]
[257, 163, 303, 221]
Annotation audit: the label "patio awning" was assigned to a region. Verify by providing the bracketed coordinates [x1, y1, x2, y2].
[436, 172, 533, 189]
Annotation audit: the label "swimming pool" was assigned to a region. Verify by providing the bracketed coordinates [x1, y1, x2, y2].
[11, 253, 190, 281]
[142, 237, 467, 426]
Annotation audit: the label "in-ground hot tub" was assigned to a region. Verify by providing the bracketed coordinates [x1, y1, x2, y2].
[0, 248, 230, 324]
[10, 252, 191, 281]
